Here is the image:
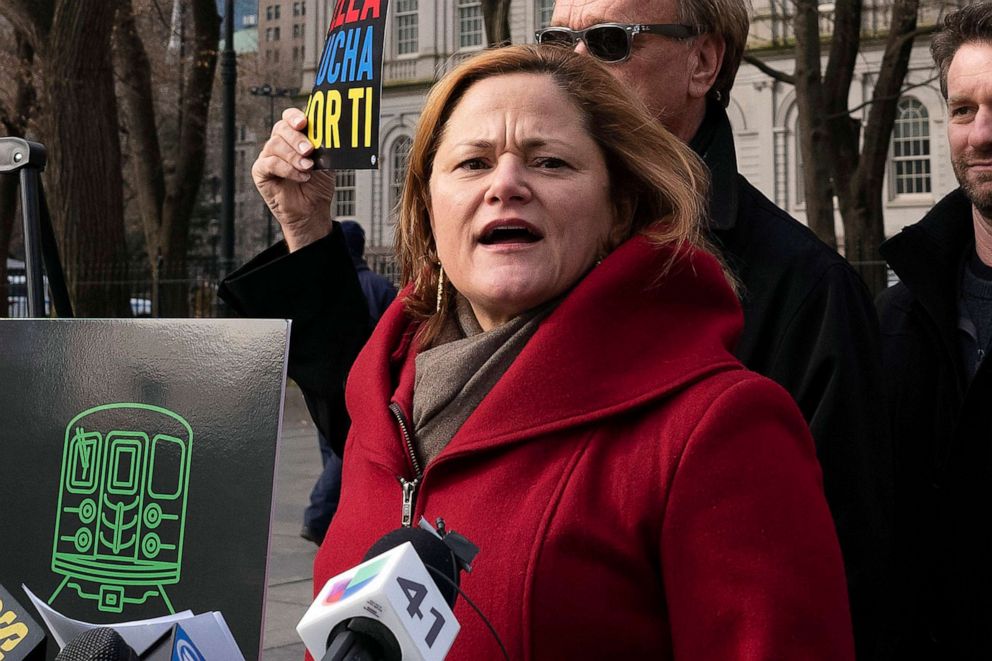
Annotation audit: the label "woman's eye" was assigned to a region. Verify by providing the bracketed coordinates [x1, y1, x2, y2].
[459, 158, 489, 170]
[535, 157, 567, 169]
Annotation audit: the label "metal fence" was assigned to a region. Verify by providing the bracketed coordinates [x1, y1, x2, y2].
[5, 249, 403, 318]
[5, 250, 886, 318]
[4, 257, 224, 318]
[366, 247, 402, 289]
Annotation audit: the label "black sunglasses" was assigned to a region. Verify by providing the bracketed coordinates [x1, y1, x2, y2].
[535, 23, 700, 63]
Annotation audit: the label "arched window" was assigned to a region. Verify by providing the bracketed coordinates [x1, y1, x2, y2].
[390, 136, 413, 217]
[890, 97, 932, 196]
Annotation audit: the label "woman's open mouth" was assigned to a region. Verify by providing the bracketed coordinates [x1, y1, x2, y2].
[479, 222, 543, 245]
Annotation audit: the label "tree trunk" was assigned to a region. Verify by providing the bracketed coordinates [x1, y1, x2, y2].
[840, 0, 921, 296]
[43, 0, 130, 316]
[841, 177, 888, 294]
[113, 0, 164, 269]
[160, 0, 218, 317]
[0, 29, 36, 317]
[821, 0, 864, 243]
[481, 0, 512, 48]
[115, 0, 219, 317]
[793, 0, 837, 249]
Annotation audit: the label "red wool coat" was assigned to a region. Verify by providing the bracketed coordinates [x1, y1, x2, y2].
[314, 235, 855, 660]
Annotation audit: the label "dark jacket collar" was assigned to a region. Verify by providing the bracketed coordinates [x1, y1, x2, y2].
[880, 189, 974, 379]
[689, 99, 740, 231]
[880, 188, 973, 320]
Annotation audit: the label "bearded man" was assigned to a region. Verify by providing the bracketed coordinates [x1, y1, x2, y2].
[877, 3, 992, 658]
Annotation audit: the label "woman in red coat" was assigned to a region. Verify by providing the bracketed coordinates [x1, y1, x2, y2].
[253, 45, 854, 659]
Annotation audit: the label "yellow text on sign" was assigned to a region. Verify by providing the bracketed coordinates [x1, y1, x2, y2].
[305, 87, 374, 149]
[0, 598, 31, 659]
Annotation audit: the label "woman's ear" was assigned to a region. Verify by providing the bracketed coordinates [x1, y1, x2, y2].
[607, 196, 637, 250]
[687, 33, 725, 101]
[425, 209, 437, 248]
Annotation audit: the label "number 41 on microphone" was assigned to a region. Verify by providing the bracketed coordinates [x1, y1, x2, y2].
[297, 542, 460, 660]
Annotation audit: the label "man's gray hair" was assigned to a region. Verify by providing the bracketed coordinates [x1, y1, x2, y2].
[931, 1, 992, 99]
[676, 0, 752, 107]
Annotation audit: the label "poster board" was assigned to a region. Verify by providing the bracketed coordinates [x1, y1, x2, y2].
[0, 319, 290, 660]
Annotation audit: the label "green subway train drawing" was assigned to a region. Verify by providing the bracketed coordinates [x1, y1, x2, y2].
[49, 403, 193, 614]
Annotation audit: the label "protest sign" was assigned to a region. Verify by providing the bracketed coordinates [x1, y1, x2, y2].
[305, 0, 389, 170]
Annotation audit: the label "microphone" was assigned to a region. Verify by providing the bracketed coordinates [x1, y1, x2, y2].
[140, 622, 208, 661]
[54, 628, 138, 661]
[297, 523, 477, 661]
[20, 581, 243, 661]
[0, 583, 46, 661]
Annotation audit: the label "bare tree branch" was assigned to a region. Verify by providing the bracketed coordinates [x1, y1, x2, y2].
[743, 52, 796, 85]
[891, 23, 938, 50]
[0, 0, 54, 45]
[827, 72, 940, 119]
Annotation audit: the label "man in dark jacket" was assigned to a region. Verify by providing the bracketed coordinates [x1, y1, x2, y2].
[547, 1, 891, 656]
[338, 221, 397, 329]
[876, 4, 992, 657]
[301, 221, 397, 545]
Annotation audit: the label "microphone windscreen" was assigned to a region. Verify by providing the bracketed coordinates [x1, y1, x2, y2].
[54, 628, 138, 661]
[362, 528, 459, 607]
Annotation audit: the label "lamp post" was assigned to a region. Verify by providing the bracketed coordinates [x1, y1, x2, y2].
[221, 0, 236, 275]
[250, 84, 293, 246]
[208, 175, 221, 277]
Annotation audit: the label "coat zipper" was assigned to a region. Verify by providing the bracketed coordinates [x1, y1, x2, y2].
[389, 402, 422, 527]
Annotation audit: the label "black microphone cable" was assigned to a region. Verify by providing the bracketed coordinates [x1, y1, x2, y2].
[423, 564, 510, 661]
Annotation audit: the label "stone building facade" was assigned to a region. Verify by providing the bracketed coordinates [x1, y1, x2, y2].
[292, 0, 965, 264]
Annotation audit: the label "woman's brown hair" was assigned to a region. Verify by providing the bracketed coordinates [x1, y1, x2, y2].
[396, 44, 715, 345]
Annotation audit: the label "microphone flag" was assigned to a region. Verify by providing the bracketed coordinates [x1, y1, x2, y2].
[297, 542, 459, 661]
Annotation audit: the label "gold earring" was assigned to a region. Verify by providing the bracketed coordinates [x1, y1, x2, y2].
[436, 264, 445, 313]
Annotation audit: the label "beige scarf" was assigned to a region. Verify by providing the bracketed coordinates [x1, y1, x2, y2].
[412, 294, 555, 466]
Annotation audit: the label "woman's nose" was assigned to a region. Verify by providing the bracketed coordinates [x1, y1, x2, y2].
[486, 157, 531, 204]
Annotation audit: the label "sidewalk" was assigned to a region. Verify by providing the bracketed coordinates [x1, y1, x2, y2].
[261, 383, 322, 661]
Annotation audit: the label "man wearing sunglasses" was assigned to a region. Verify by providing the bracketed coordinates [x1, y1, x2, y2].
[545, 1, 891, 659]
